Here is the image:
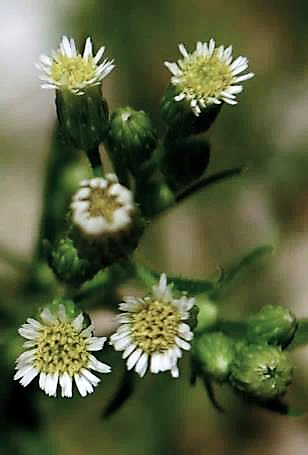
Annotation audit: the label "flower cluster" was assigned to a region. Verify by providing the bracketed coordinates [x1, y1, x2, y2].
[110, 274, 194, 378]
[165, 38, 254, 115]
[14, 303, 111, 397]
[36, 36, 114, 94]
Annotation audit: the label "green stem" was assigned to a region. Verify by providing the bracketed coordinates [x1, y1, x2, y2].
[85, 146, 103, 177]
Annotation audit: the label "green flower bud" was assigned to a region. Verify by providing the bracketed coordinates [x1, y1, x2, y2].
[55, 87, 109, 150]
[69, 175, 144, 269]
[161, 84, 222, 138]
[195, 295, 218, 333]
[230, 344, 293, 402]
[246, 304, 297, 349]
[193, 332, 235, 382]
[106, 107, 157, 177]
[161, 136, 210, 192]
[47, 237, 99, 286]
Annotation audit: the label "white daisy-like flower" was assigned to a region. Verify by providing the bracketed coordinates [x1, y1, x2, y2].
[164, 38, 254, 115]
[71, 174, 136, 238]
[14, 304, 111, 398]
[36, 35, 115, 95]
[110, 274, 195, 378]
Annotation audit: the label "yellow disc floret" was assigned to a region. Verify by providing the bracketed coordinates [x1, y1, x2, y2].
[130, 299, 181, 354]
[88, 187, 122, 223]
[33, 322, 89, 375]
[179, 51, 233, 102]
[50, 54, 98, 92]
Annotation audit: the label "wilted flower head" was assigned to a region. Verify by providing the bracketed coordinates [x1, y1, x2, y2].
[165, 38, 254, 115]
[36, 36, 114, 94]
[110, 274, 195, 378]
[71, 174, 137, 238]
[14, 302, 111, 398]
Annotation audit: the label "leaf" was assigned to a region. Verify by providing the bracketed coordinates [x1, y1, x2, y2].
[176, 167, 244, 204]
[257, 399, 303, 417]
[202, 376, 225, 413]
[287, 319, 308, 350]
[212, 245, 273, 299]
[102, 370, 136, 419]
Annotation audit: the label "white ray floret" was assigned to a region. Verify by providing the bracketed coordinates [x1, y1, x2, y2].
[71, 174, 136, 238]
[110, 274, 195, 378]
[36, 35, 115, 94]
[14, 304, 111, 398]
[164, 38, 254, 115]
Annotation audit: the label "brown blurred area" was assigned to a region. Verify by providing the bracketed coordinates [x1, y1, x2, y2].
[1, 0, 308, 454]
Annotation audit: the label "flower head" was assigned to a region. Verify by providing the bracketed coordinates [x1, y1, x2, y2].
[110, 274, 195, 378]
[36, 36, 114, 94]
[14, 302, 111, 397]
[71, 174, 137, 238]
[164, 38, 254, 115]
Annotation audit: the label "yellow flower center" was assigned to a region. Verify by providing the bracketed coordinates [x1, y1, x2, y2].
[178, 51, 233, 101]
[88, 187, 122, 223]
[50, 54, 98, 91]
[130, 299, 181, 354]
[33, 322, 89, 375]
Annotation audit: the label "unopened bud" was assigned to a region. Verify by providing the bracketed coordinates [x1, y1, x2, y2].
[230, 344, 293, 401]
[106, 107, 157, 176]
[246, 304, 297, 348]
[70, 175, 144, 267]
[193, 332, 235, 382]
[195, 295, 218, 333]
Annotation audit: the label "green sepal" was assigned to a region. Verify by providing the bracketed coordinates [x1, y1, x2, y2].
[161, 84, 222, 138]
[55, 87, 109, 150]
[161, 136, 210, 192]
[246, 304, 297, 349]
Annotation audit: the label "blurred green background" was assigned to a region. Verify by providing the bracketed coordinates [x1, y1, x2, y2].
[1, 0, 308, 454]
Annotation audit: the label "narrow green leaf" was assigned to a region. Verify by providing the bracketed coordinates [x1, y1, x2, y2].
[202, 376, 224, 413]
[102, 370, 136, 419]
[176, 167, 243, 204]
[212, 245, 273, 298]
[257, 399, 303, 417]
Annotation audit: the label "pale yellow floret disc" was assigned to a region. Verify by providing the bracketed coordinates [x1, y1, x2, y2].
[88, 187, 122, 223]
[50, 54, 98, 90]
[33, 322, 89, 375]
[130, 300, 181, 354]
[180, 51, 233, 100]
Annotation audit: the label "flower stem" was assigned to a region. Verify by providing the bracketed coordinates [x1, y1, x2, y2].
[85, 146, 103, 177]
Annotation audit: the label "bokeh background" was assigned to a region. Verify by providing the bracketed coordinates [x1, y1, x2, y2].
[1, 0, 308, 454]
